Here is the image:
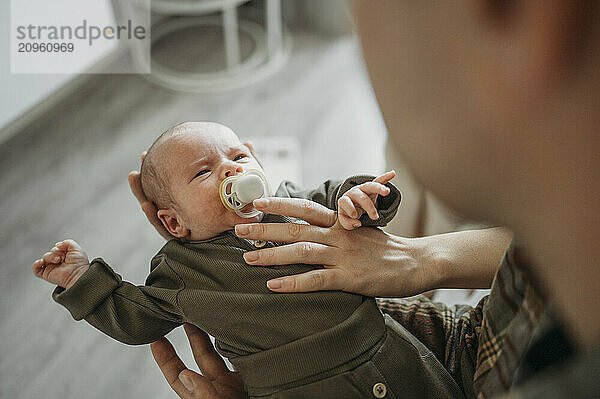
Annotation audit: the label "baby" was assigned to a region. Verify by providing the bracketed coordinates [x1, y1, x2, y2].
[33, 122, 461, 398]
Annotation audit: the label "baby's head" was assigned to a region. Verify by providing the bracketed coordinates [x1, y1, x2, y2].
[141, 122, 265, 241]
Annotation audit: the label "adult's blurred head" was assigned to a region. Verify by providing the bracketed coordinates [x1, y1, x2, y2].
[350, 0, 600, 346]
[351, 0, 599, 227]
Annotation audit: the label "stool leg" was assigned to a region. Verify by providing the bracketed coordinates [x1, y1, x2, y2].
[266, 0, 282, 59]
[223, 5, 241, 70]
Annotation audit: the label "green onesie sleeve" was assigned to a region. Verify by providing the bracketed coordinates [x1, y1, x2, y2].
[52, 257, 185, 345]
[275, 174, 401, 227]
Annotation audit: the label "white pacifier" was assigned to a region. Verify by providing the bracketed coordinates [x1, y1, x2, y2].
[219, 169, 269, 218]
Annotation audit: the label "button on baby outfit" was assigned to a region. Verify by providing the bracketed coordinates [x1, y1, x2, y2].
[372, 382, 387, 398]
[253, 240, 266, 248]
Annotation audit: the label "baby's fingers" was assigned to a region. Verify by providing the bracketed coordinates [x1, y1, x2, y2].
[338, 212, 361, 230]
[338, 196, 358, 219]
[32, 259, 46, 276]
[358, 182, 391, 197]
[42, 250, 62, 265]
[373, 170, 396, 185]
[347, 189, 379, 220]
[55, 239, 81, 253]
[338, 196, 362, 229]
[50, 244, 67, 260]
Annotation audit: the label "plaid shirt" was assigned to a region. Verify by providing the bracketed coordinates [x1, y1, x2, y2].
[377, 243, 547, 398]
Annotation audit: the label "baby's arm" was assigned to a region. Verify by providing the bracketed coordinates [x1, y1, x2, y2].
[32, 239, 90, 289]
[337, 170, 396, 230]
[33, 241, 185, 345]
[275, 170, 401, 229]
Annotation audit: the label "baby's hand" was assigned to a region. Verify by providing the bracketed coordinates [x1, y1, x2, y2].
[337, 170, 396, 230]
[32, 239, 90, 289]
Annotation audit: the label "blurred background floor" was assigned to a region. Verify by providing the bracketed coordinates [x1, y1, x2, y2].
[0, 28, 389, 399]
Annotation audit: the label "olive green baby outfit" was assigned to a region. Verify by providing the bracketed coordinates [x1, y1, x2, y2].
[53, 175, 464, 398]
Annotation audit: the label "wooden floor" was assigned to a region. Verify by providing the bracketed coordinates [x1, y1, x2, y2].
[0, 29, 388, 399]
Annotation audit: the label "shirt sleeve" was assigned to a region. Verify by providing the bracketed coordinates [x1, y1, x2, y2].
[52, 256, 185, 345]
[376, 295, 484, 398]
[377, 242, 547, 399]
[275, 174, 402, 227]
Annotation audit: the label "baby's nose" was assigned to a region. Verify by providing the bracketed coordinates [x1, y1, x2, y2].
[222, 164, 243, 179]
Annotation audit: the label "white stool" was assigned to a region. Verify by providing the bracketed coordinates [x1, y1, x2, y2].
[133, 0, 291, 92]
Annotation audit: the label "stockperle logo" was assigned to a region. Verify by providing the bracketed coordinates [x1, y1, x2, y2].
[11, 0, 151, 74]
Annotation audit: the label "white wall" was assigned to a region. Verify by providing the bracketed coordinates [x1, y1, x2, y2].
[0, 0, 116, 133]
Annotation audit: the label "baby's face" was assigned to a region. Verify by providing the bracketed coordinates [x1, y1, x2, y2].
[158, 123, 265, 241]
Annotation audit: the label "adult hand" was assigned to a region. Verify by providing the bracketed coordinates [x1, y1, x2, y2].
[128, 152, 173, 240]
[235, 197, 511, 297]
[235, 197, 437, 297]
[151, 324, 246, 399]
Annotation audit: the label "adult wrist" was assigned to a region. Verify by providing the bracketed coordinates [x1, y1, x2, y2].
[410, 235, 451, 291]
[411, 228, 510, 291]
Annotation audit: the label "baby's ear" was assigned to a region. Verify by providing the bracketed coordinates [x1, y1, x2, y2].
[243, 141, 263, 168]
[157, 209, 189, 238]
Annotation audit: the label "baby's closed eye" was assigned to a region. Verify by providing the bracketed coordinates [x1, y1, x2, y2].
[234, 154, 248, 161]
[194, 169, 210, 179]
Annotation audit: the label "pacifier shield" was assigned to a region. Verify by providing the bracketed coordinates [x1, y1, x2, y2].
[235, 174, 265, 204]
[219, 169, 269, 218]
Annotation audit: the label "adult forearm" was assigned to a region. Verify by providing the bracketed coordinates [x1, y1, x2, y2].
[235, 197, 512, 297]
[414, 227, 512, 290]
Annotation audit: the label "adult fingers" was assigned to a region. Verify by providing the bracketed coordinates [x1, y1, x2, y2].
[150, 338, 196, 399]
[183, 324, 229, 379]
[252, 197, 336, 227]
[235, 222, 335, 246]
[266, 269, 345, 292]
[243, 242, 335, 266]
